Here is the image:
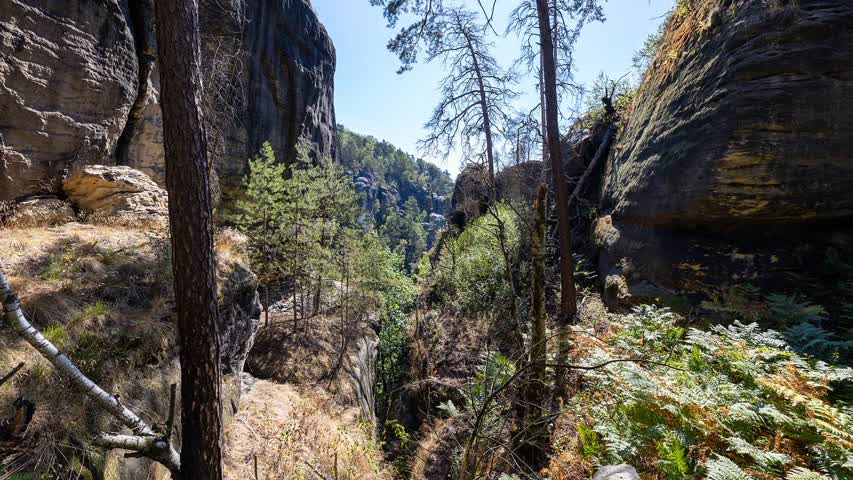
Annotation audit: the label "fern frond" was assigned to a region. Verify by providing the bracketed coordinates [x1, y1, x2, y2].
[706, 455, 754, 480]
[785, 467, 829, 480]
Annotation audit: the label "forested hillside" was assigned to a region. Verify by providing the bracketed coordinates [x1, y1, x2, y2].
[0, 1, 851, 480]
[338, 125, 454, 268]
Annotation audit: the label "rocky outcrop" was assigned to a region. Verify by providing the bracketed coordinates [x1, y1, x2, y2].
[496, 160, 545, 205]
[241, 0, 336, 180]
[352, 168, 449, 245]
[217, 252, 262, 375]
[62, 165, 167, 218]
[448, 165, 490, 229]
[0, 0, 138, 201]
[596, 0, 853, 306]
[0, 0, 336, 201]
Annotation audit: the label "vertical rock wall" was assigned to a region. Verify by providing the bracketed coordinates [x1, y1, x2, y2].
[0, 0, 138, 201]
[0, 0, 337, 201]
[595, 0, 853, 306]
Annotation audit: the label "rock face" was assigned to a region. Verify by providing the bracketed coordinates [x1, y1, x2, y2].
[217, 253, 262, 374]
[0, 0, 138, 201]
[448, 165, 491, 229]
[596, 1, 853, 305]
[62, 165, 167, 218]
[242, 0, 336, 177]
[0, 0, 336, 200]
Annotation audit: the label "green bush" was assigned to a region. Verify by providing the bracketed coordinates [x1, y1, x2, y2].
[421, 204, 519, 316]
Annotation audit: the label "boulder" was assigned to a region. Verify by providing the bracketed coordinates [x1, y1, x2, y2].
[62, 165, 167, 218]
[496, 160, 545, 205]
[596, 1, 853, 304]
[449, 165, 491, 229]
[0, 0, 138, 202]
[593, 464, 640, 480]
[4, 196, 75, 228]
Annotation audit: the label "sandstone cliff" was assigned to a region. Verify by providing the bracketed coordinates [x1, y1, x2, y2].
[0, 0, 336, 202]
[595, 0, 853, 307]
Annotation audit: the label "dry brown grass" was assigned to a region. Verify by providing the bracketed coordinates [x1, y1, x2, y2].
[408, 418, 466, 480]
[224, 379, 393, 480]
[0, 223, 179, 478]
[639, 0, 726, 88]
[0, 221, 259, 477]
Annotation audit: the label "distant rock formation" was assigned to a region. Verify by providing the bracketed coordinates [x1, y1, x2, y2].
[0, 0, 336, 201]
[595, 0, 853, 306]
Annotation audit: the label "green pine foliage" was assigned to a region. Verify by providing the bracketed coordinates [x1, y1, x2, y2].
[380, 197, 428, 272]
[236, 141, 375, 310]
[566, 305, 853, 480]
[235, 142, 289, 288]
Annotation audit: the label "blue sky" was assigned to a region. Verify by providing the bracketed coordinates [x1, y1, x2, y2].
[312, 0, 675, 177]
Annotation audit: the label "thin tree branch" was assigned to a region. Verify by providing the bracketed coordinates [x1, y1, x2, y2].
[0, 362, 24, 388]
[568, 123, 617, 206]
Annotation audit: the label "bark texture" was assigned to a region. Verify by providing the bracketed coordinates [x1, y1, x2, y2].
[536, 0, 575, 401]
[515, 183, 549, 469]
[153, 0, 224, 478]
[535, 0, 576, 322]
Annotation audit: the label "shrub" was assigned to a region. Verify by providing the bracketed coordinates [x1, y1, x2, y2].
[423, 203, 519, 316]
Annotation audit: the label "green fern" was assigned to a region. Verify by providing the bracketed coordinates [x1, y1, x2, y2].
[578, 423, 604, 460]
[657, 433, 691, 479]
[569, 305, 853, 480]
[767, 293, 827, 326]
[783, 321, 853, 361]
[706, 455, 754, 480]
[785, 467, 830, 480]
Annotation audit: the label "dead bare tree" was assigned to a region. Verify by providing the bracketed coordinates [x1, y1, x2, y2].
[199, 0, 247, 203]
[420, 7, 516, 185]
[373, 2, 516, 186]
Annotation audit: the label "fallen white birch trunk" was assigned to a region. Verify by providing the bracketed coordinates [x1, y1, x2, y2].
[0, 270, 181, 475]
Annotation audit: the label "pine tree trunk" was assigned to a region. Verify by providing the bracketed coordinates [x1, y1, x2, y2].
[536, 0, 576, 400]
[154, 0, 223, 478]
[530, 185, 548, 394]
[513, 184, 549, 469]
[264, 284, 270, 327]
